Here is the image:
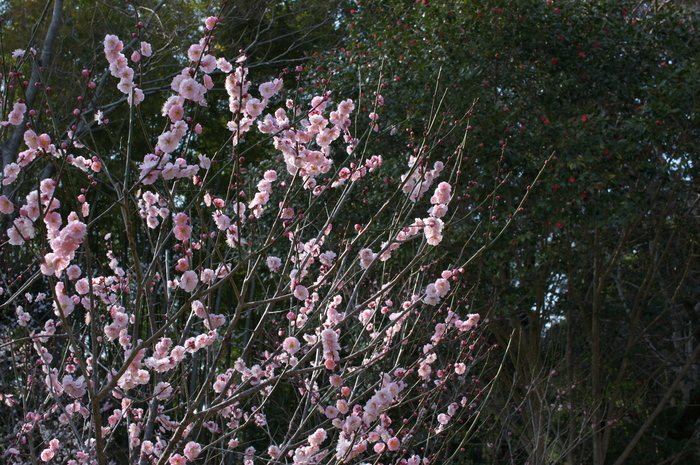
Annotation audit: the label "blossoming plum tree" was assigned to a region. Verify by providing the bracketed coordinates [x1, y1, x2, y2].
[0, 8, 532, 465]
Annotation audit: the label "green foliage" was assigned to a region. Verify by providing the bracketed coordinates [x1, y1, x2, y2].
[315, 0, 700, 462]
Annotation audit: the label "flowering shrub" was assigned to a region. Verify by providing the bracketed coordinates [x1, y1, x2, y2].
[0, 11, 523, 465]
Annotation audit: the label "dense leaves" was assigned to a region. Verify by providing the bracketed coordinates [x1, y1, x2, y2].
[315, 0, 700, 463]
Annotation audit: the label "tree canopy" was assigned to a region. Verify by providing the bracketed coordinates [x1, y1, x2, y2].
[0, 0, 699, 464]
[313, 0, 700, 463]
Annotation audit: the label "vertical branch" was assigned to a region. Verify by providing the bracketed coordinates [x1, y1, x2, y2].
[1, 0, 63, 183]
[612, 339, 700, 465]
[591, 225, 604, 465]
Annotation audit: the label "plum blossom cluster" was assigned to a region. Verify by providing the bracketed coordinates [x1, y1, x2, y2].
[138, 141, 201, 185]
[104, 34, 150, 105]
[138, 190, 170, 228]
[446, 309, 481, 335]
[0, 13, 492, 465]
[265, 95, 360, 192]
[3, 129, 67, 185]
[39, 439, 60, 462]
[358, 180, 453, 270]
[331, 154, 383, 188]
[248, 169, 277, 217]
[170, 442, 202, 464]
[420, 180, 452, 246]
[3, 100, 27, 127]
[402, 156, 445, 202]
[321, 328, 341, 370]
[33, 186, 89, 278]
[423, 269, 453, 306]
[332, 373, 405, 463]
[202, 192, 248, 248]
[359, 224, 422, 270]
[121, 32, 233, 184]
[282, 428, 328, 464]
[225, 61, 284, 145]
[287, 232, 337, 289]
[192, 299, 226, 330]
[415, 304, 481, 381]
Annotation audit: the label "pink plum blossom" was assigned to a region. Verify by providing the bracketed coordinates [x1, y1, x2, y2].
[183, 442, 202, 461]
[40, 448, 54, 462]
[180, 270, 198, 293]
[282, 336, 301, 354]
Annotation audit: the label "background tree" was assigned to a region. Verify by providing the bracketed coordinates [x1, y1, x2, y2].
[315, 0, 700, 463]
